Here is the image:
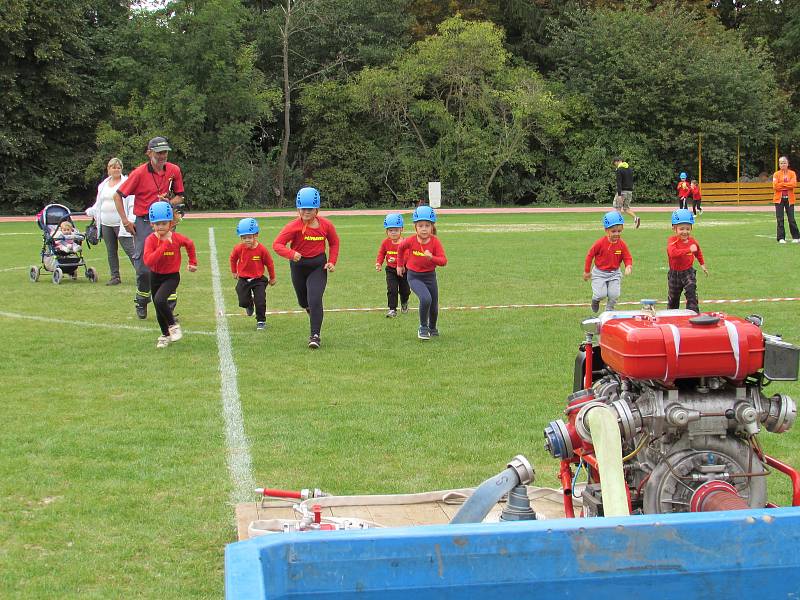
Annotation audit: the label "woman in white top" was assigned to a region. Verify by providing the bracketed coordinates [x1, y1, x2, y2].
[87, 157, 136, 285]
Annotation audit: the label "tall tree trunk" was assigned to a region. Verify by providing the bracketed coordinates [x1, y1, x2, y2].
[275, 1, 292, 206]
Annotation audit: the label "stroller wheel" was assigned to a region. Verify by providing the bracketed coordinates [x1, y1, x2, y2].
[86, 267, 98, 283]
[29, 266, 40, 282]
[52, 267, 63, 285]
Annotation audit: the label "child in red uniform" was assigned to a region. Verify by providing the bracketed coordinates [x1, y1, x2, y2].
[396, 206, 447, 340]
[584, 211, 633, 313]
[690, 179, 703, 216]
[667, 209, 708, 313]
[142, 201, 197, 348]
[677, 172, 690, 210]
[230, 218, 276, 331]
[272, 187, 340, 349]
[375, 213, 410, 318]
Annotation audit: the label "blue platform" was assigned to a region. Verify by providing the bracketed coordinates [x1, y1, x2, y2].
[225, 507, 800, 599]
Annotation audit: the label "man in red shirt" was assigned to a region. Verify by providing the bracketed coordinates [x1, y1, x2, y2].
[114, 136, 185, 319]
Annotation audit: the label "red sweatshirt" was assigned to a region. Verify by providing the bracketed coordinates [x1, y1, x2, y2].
[230, 242, 276, 280]
[584, 237, 632, 272]
[272, 216, 340, 264]
[143, 232, 197, 274]
[376, 237, 404, 268]
[677, 181, 691, 198]
[690, 184, 701, 200]
[667, 235, 705, 271]
[397, 235, 447, 272]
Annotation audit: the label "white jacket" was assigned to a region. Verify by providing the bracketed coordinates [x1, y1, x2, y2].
[86, 175, 135, 238]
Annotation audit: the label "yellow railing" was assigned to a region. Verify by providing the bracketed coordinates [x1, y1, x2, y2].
[700, 182, 773, 205]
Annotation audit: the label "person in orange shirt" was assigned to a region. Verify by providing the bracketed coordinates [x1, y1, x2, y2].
[773, 156, 799, 243]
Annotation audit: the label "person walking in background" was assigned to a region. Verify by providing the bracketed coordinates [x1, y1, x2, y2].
[114, 136, 185, 319]
[667, 209, 708, 313]
[396, 206, 447, 340]
[230, 218, 276, 332]
[612, 157, 640, 229]
[86, 157, 135, 285]
[272, 187, 339, 349]
[584, 211, 633, 314]
[773, 156, 799, 244]
[689, 179, 703, 216]
[375, 213, 410, 318]
[142, 201, 197, 349]
[677, 172, 690, 210]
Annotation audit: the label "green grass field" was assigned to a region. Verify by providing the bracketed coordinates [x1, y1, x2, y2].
[2, 209, 800, 598]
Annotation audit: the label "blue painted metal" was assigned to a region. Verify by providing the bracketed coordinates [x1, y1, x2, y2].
[225, 507, 800, 599]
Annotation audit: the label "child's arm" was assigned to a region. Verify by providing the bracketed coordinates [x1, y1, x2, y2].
[182, 235, 198, 271]
[230, 246, 241, 279]
[692, 240, 708, 276]
[667, 238, 690, 259]
[622, 241, 633, 276]
[425, 238, 447, 266]
[375, 241, 386, 271]
[262, 246, 277, 284]
[324, 221, 340, 272]
[272, 222, 301, 261]
[583, 241, 598, 280]
[142, 234, 161, 270]
[395, 239, 408, 275]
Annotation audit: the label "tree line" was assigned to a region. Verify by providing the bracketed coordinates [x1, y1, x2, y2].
[1, 0, 798, 214]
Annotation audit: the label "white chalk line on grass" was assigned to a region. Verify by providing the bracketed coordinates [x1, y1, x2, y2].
[0, 310, 215, 335]
[223, 296, 800, 317]
[208, 227, 255, 507]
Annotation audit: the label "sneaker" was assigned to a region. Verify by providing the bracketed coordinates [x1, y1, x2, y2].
[135, 303, 147, 319]
[106, 277, 121, 286]
[245, 304, 254, 317]
[418, 327, 431, 340]
[156, 335, 170, 349]
[591, 300, 600, 313]
[168, 324, 183, 342]
[429, 328, 439, 337]
[256, 321, 266, 331]
[386, 309, 397, 318]
[401, 303, 409, 314]
[779, 239, 787, 244]
[793, 239, 800, 244]
[308, 334, 321, 349]
[634, 216, 641, 229]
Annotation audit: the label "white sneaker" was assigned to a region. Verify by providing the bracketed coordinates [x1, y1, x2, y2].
[793, 239, 800, 244]
[779, 239, 787, 244]
[156, 336, 170, 349]
[168, 324, 183, 342]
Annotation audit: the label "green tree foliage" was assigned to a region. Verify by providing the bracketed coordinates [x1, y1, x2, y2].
[544, 3, 783, 203]
[0, 0, 128, 213]
[351, 15, 566, 204]
[93, 0, 280, 209]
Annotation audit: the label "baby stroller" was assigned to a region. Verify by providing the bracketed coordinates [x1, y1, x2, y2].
[29, 203, 98, 284]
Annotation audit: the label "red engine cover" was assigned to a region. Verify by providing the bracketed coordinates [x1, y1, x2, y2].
[599, 313, 764, 382]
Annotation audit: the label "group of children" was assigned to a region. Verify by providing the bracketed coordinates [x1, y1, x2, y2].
[584, 207, 707, 315]
[676, 172, 703, 215]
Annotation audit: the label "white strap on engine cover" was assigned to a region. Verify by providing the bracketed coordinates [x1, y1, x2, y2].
[724, 319, 742, 379]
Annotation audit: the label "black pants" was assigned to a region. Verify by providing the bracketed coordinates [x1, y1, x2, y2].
[236, 277, 267, 321]
[289, 254, 328, 336]
[775, 198, 800, 241]
[150, 271, 180, 335]
[667, 268, 698, 313]
[692, 199, 702, 215]
[678, 197, 688, 210]
[407, 269, 439, 329]
[385, 267, 410, 310]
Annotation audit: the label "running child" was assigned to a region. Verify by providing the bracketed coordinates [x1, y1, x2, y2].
[375, 213, 410, 318]
[584, 211, 633, 313]
[142, 201, 197, 348]
[396, 206, 447, 340]
[272, 187, 339, 349]
[677, 172, 690, 210]
[689, 179, 703, 216]
[230, 218, 276, 331]
[667, 209, 708, 313]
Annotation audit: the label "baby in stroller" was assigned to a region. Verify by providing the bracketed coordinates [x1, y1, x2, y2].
[29, 203, 98, 284]
[53, 221, 85, 254]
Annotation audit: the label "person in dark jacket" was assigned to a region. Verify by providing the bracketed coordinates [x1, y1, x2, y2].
[612, 157, 641, 229]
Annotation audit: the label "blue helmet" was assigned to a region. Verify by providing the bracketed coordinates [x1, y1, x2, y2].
[671, 209, 695, 226]
[412, 205, 436, 223]
[296, 187, 321, 209]
[603, 211, 625, 229]
[679, 172, 687, 180]
[237, 218, 259, 236]
[149, 201, 173, 223]
[383, 213, 404, 229]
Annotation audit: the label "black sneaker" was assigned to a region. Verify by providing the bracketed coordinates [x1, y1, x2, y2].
[401, 303, 409, 314]
[256, 321, 266, 331]
[246, 305, 254, 317]
[135, 303, 147, 319]
[429, 328, 439, 337]
[386, 309, 397, 318]
[308, 334, 321, 349]
[591, 300, 600, 313]
[635, 216, 641, 229]
[418, 327, 431, 340]
[106, 277, 121, 286]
